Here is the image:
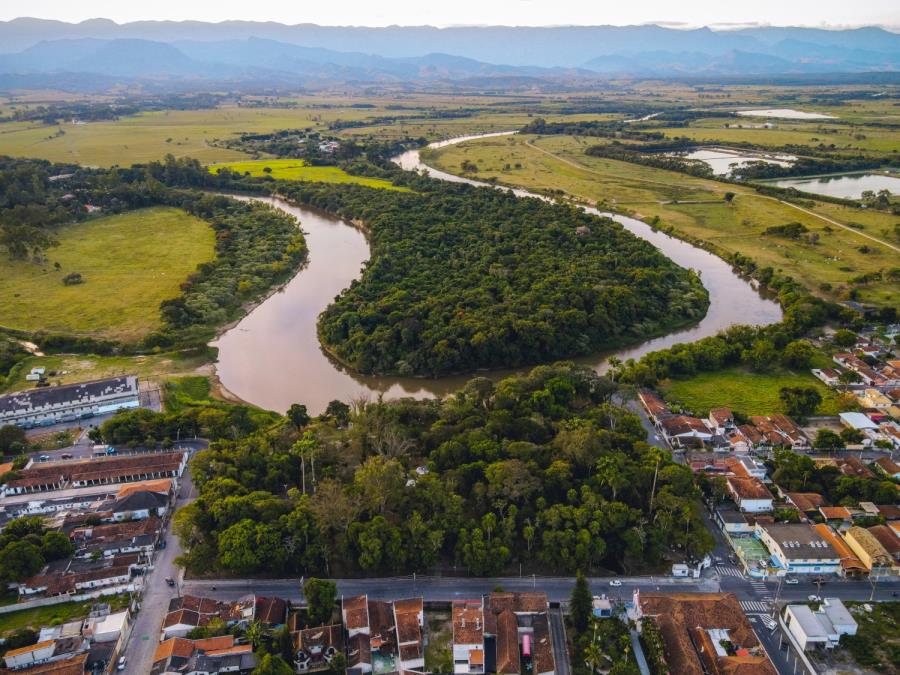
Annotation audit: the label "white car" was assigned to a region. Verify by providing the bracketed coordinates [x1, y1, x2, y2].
[808, 595, 821, 602]
[609, 580, 622, 587]
[784, 577, 799, 585]
[117, 657, 127, 671]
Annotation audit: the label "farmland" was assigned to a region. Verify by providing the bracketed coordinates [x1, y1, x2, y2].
[0, 207, 215, 341]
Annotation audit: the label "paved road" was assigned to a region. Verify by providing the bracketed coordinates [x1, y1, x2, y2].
[123, 467, 196, 675]
[549, 607, 571, 675]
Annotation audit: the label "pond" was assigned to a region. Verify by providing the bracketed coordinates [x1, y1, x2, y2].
[767, 173, 900, 199]
[736, 108, 836, 120]
[671, 147, 796, 176]
[211, 133, 782, 414]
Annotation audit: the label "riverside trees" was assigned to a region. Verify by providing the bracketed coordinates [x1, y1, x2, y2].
[171, 363, 713, 578]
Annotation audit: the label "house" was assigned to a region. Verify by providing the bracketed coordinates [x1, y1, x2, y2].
[452, 601, 485, 675]
[856, 389, 894, 411]
[784, 493, 827, 518]
[727, 424, 765, 452]
[750, 415, 809, 449]
[340, 595, 425, 675]
[707, 408, 735, 435]
[658, 415, 713, 449]
[725, 476, 773, 513]
[714, 507, 753, 535]
[161, 595, 253, 640]
[81, 609, 129, 643]
[813, 524, 868, 578]
[592, 596, 613, 618]
[636, 592, 777, 675]
[341, 595, 371, 674]
[812, 368, 842, 386]
[1, 636, 88, 671]
[254, 596, 288, 627]
[393, 597, 425, 671]
[0, 376, 140, 428]
[814, 455, 875, 479]
[874, 456, 900, 479]
[19, 554, 140, 597]
[150, 635, 254, 675]
[483, 593, 555, 675]
[819, 506, 853, 529]
[867, 525, 900, 562]
[638, 390, 672, 424]
[0, 652, 87, 675]
[292, 624, 344, 673]
[783, 598, 857, 651]
[842, 527, 895, 576]
[755, 522, 840, 575]
[107, 489, 170, 521]
[725, 455, 768, 480]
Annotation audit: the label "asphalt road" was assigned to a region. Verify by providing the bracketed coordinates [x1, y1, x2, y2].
[549, 607, 571, 675]
[122, 466, 197, 675]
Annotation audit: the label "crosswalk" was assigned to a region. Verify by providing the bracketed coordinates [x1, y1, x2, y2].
[741, 600, 771, 613]
[750, 580, 775, 603]
[716, 565, 744, 577]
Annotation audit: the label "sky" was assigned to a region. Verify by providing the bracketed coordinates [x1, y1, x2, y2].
[3, 0, 899, 29]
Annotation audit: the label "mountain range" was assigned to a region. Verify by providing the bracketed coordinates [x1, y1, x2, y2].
[0, 18, 897, 87]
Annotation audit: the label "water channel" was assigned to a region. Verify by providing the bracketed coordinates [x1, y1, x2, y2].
[211, 133, 783, 414]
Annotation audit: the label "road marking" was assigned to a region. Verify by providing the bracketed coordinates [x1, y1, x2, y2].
[717, 565, 744, 577]
[741, 600, 771, 613]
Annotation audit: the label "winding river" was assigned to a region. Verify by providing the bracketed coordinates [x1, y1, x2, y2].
[211, 133, 782, 414]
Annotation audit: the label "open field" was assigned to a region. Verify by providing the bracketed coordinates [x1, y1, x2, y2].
[0, 207, 215, 341]
[0, 351, 212, 395]
[208, 158, 408, 190]
[0, 594, 129, 636]
[658, 367, 842, 417]
[424, 134, 899, 306]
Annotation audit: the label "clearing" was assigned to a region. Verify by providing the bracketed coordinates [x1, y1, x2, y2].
[208, 158, 407, 190]
[0, 207, 215, 342]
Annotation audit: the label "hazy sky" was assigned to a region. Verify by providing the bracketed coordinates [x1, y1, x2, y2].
[4, 0, 899, 28]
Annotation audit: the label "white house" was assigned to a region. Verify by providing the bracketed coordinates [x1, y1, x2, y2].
[452, 601, 485, 674]
[756, 523, 841, 576]
[784, 599, 857, 651]
[726, 476, 773, 513]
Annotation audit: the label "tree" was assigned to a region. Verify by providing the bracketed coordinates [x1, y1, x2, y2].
[782, 340, 814, 369]
[833, 329, 857, 348]
[287, 404, 310, 430]
[252, 653, 295, 675]
[779, 386, 822, 420]
[743, 339, 777, 372]
[723, 192, 735, 203]
[814, 429, 843, 450]
[41, 531, 74, 561]
[0, 425, 26, 453]
[324, 400, 351, 426]
[0, 541, 44, 582]
[570, 570, 593, 635]
[245, 620, 265, 649]
[304, 577, 337, 625]
[840, 427, 864, 445]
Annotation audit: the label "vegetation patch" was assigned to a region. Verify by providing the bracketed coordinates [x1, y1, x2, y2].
[839, 602, 900, 674]
[208, 158, 408, 191]
[659, 366, 840, 417]
[0, 206, 215, 342]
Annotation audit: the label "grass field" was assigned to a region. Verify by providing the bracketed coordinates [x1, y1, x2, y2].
[424, 134, 899, 306]
[0, 594, 129, 635]
[0, 207, 215, 342]
[658, 367, 842, 417]
[207, 158, 408, 190]
[0, 351, 213, 394]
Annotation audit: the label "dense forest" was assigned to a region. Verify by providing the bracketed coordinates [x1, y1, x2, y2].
[95, 363, 713, 577]
[277, 178, 708, 376]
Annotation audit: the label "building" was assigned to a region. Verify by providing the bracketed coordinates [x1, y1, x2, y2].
[874, 456, 900, 479]
[452, 601, 485, 675]
[161, 595, 253, 640]
[813, 524, 868, 578]
[839, 412, 879, 433]
[750, 415, 809, 449]
[637, 592, 777, 675]
[0, 652, 87, 675]
[150, 635, 255, 675]
[812, 368, 842, 386]
[783, 598, 857, 651]
[867, 525, 900, 561]
[0, 376, 139, 428]
[483, 592, 555, 675]
[707, 408, 735, 435]
[784, 492, 827, 518]
[725, 476, 773, 513]
[340, 595, 425, 675]
[658, 415, 713, 449]
[638, 390, 672, 425]
[393, 597, 425, 671]
[292, 624, 344, 673]
[755, 522, 840, 575]
[842, 527, 894, 576]
[857, 388, 894, 411]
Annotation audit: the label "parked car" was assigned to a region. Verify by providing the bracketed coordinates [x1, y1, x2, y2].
[609, 580, 622, 587]
[784, 577, 799, 585]
[60, 453, 73, 459]
[117, 657, 127, 671]
[165, 577, 175, 587]
[808, 595, 821, 602]
[39, 455, 50, 462]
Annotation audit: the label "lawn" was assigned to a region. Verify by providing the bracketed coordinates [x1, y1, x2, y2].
[658, 367, 841, 418]
[1, 351, 213, 395]
[424, 133, 899, 307]
[837, 602, 900, 674]
[207, 158, 408, 190]
[0, 594, 129, 635]
[0, 207, 215, 342]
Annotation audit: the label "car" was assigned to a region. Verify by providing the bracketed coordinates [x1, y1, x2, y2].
[60, 453, 73, 459]
[117, 657, 126, 671]
[808, 595, 821, 602]
[165, 577, 175, 587]
[761, 616, 777, 630]
[609, 580, 622, 587]
[38, 454, 50, 462]
[784, 577, 799, 585]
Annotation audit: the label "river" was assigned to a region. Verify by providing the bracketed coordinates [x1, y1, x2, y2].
[211, 133, 782, 414]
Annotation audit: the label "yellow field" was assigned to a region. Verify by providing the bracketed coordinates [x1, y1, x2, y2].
[207, 158, 407, 190]
[0, 207, 215, 341]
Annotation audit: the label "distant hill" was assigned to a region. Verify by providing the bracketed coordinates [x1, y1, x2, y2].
[0, 19, 896, 88]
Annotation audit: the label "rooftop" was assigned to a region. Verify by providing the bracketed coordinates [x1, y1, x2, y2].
[452, 601, 484, 645]
[726, 476, 772, 501]
[758, 522, 838, 560]
[0, 376, 137, 416]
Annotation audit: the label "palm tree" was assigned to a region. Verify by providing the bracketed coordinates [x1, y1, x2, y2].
[245, 620, 265, 649]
